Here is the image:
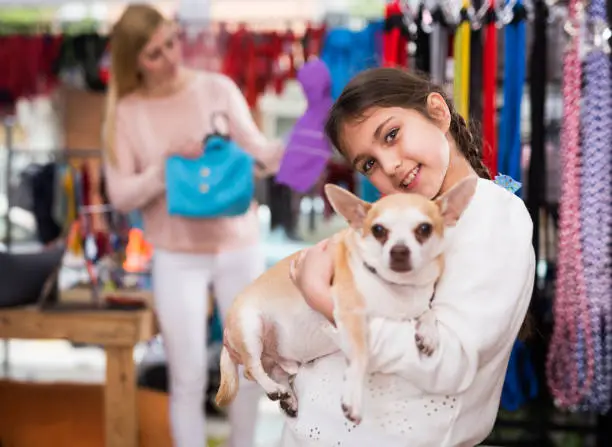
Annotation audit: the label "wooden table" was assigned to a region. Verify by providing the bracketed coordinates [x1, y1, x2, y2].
[0, 306, 156, 447]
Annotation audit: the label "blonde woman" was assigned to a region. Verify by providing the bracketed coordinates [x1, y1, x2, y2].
[103, 5, 282, 447]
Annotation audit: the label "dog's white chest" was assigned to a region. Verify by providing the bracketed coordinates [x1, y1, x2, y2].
[349, 257, 434, 320]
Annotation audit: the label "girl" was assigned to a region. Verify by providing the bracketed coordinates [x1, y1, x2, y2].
[102, 5, 281, 447]
[283, 68, 535, 445]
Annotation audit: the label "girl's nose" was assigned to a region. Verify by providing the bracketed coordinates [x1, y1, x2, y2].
[378, 152, 402, 178]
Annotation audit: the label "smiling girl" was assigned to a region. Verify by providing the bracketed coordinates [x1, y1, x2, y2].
[282, 68, 535, 446]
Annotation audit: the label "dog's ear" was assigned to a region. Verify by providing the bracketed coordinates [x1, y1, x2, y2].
[434, 176, 478, 226]
[324, 184, 372, 229]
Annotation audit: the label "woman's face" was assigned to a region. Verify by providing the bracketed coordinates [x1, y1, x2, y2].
[138, 22, 182, 82]
[341, 99, 452, 199]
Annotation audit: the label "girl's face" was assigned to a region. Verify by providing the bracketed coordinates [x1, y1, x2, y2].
[138, 21, 182, 82]
[341, 96, 452, 199]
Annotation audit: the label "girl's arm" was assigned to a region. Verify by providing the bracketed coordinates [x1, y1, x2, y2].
[219, 76, 283, 169]
[360, 204, 535, 395]
[104, 118, 166, 213]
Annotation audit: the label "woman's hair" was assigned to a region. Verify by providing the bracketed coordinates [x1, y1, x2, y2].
[102, 4, 166, 165]
[324, 68, 491, 180]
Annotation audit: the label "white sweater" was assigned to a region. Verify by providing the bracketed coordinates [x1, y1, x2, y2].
[280, 178, 536, 447]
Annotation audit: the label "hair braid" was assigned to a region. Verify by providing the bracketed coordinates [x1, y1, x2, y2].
[449, 112, 491, 180]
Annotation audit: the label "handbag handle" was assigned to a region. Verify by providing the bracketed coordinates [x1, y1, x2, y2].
[203, 110, 268, 170]
[204, 111, 230, 144]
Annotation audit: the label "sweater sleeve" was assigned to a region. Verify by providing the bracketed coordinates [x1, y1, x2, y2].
[219, 76, 283, 168]
[361, 197, 535, 395]
[103, 113, 166, 214]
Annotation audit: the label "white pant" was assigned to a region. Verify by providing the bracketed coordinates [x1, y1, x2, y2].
[153, 245, 265, 447]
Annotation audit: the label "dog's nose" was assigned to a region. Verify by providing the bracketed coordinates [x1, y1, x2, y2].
[389, 244, 411, 272]
[390, 244, 410, 260]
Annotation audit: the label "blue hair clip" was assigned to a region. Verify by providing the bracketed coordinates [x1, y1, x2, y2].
[494, 173, 522, 194]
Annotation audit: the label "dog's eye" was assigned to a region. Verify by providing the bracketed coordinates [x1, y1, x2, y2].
[371, 224, 388, 241]
[415, 223, 433, 242]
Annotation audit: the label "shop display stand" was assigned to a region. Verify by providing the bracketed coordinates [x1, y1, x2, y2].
[0, 116, 153, 445]
[0, 117, 106, 373]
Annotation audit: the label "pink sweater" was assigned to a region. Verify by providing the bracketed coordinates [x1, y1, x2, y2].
[104, 72, 279, 253]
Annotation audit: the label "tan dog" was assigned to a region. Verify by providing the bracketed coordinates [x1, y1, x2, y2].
[216, 176, 477, 424]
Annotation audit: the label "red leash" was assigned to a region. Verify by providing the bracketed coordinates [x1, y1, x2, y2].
[383, 0, 410, 68]
[482, 1, 498, 176]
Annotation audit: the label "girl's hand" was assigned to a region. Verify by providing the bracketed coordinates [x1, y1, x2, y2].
[290, 239, 336, 322]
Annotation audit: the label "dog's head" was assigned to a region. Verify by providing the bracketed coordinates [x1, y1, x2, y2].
[324, 176, 478, 285]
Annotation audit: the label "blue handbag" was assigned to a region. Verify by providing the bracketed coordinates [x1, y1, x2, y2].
[165, 114, 258, 218]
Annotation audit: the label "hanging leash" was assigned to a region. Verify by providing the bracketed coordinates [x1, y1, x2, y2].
[482, 0, 498, 176]
[546, 0, 595, 409]
[469, 0, 485, 121]
[498, 0, 527, 186]
[527, 0, 548, 270]
[415, 4, 432, 74]
[430, 5, 449, 85]
[579, 0, 612, 413]
[383, 0, 411, 68]
[453, 1, 471, 120]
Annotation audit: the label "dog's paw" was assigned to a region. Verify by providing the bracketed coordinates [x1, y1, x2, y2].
[341, 401, 362, 425]
[340, 374, 364, 425]
[279, 393, 299, 418]
[265, 386, 292, 402]
[415, 319, 439, 357]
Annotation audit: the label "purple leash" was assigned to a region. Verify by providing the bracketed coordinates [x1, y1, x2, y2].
[579, 0, 612, 413]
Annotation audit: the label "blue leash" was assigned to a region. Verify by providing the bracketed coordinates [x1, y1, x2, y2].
[501, 339, 539, 411]
[498, 1, 527, 195]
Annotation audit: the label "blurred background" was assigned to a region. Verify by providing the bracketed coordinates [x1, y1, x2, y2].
[0, 0, 610, 446]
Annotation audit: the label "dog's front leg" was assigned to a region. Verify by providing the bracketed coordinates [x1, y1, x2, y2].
[328, 239, 369, 425]
[415, 309, 439, 356]
[335, 304, 369, 426]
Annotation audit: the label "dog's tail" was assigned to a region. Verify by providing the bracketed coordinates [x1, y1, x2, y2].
[215, 346, 240, 407]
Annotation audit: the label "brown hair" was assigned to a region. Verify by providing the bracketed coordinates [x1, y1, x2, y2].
[324, 68, 491, 180]
[102, 4, 166, 165]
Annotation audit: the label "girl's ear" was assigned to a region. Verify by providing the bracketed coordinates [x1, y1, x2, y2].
[426, 93, 451, 134]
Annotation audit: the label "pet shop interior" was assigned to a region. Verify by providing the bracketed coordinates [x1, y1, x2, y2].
[0, 0, 610, 446]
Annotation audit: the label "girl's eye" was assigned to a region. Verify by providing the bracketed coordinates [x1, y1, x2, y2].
[384, 128, 399, 144]
[361, 158, 376, 175]
[147, 50, 162, 61]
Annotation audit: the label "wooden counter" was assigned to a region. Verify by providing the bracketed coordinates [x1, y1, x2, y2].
[0, 306, 156, 447]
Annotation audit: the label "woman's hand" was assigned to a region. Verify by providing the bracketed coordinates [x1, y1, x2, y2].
[255, 142, 285, 178]
[167, 138, 203, 159]
[290, 239, 336, 322]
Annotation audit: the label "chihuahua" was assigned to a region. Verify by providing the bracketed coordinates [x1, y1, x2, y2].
[216, 176, 478, 424]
